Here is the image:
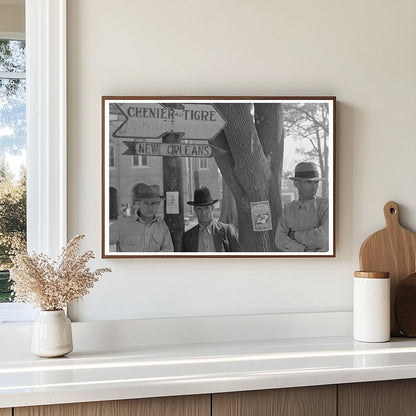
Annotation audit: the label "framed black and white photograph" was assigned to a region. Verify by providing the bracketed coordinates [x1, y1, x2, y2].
[102, 96, 336, 258]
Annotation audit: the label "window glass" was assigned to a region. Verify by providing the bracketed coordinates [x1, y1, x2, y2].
[109, 145, 115, 168]
[199, 158, 208, 169]
[132, 155, 148, 167]
[0, 38, 27, 303]
[0, 39, 25, 73]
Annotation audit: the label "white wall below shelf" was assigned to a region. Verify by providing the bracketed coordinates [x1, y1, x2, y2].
[0, 311, 352, 353]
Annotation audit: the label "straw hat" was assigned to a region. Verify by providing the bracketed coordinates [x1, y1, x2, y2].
[289, 162, 324, 182]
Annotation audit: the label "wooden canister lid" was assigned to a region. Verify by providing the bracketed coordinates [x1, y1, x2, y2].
[354, 271, 389, 279]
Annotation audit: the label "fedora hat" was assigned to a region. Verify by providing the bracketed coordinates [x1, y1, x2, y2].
[187, 186, 218, 206]
[137, 184, 165, 200]
[289, 162, 324, 182]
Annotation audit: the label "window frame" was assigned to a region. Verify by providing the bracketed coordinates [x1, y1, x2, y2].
[198, 158, 209, 170]
[0, 0, 67, 323]
[26, 0, 67, 257]
[131, 155, 149, 168]
[109, 144, 115, 168]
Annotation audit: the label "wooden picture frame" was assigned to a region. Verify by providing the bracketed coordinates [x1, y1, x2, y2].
[102, 96, 336, 258]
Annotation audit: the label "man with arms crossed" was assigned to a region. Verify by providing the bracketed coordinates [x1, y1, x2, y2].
[275, 162, 329, 252]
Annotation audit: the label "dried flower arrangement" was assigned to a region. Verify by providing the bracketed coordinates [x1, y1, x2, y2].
[10, 234, 111, 311]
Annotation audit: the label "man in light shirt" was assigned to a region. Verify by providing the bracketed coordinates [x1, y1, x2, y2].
[182, 186, 242, 252]
[110, 185, 174, 252]
[275, 162, 329, 252]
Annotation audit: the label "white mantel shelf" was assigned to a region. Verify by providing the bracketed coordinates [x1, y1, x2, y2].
[2, 335, 416, 409]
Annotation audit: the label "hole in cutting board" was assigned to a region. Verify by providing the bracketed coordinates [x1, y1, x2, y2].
[390, 207, 396, 214]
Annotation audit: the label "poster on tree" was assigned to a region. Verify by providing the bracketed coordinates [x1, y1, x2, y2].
[102, 96, 335, 258]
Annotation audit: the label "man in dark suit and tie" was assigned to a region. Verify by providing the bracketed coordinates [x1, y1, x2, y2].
[182, 186, 242, 253]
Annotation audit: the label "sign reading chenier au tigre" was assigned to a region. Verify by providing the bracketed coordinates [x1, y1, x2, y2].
[126, 106, 218, 122]
[114, 103, 227, 141]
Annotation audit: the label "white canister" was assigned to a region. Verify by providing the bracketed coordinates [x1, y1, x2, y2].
[353, 271, 390, 342]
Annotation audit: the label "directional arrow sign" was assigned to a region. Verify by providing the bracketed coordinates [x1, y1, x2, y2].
[114, 103, 227, 141]
[122, 141, 227, 158]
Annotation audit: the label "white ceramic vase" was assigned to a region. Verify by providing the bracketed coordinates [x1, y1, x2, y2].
[31, 310, 73, 357]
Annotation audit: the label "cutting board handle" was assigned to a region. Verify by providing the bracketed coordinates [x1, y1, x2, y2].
[384, 201, 400, 228]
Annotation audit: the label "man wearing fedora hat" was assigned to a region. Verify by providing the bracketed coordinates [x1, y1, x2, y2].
[110, 184, 174, 252]
[182, 186, 242, 252]
[275, 162, 329, 252]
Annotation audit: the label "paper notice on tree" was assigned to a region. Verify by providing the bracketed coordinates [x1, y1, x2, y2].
[166, 191, 179, 214]
[250, 201, 272, 232]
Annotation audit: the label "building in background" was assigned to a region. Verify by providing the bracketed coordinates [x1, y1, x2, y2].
[108, 111, 221, 225]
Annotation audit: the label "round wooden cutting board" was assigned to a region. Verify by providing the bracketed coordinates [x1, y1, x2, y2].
[359, 201, 416, 336]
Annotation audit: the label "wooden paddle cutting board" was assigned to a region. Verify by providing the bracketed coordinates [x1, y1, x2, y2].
[359, 201, 416, 336]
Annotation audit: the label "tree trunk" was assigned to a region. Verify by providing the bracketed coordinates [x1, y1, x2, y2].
[212, 103, 284, 252]
[254, 103, 284, 249]
[219, 181, 238, 228]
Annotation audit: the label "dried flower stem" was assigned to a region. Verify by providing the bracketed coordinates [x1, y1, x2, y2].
[10, 234, 111, 310]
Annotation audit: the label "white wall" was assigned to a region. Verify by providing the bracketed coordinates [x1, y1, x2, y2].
[67, 0, 416, 322]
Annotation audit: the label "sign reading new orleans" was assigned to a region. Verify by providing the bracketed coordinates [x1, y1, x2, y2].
[113, 103, 227, 141]
[122, 141, 226, 158]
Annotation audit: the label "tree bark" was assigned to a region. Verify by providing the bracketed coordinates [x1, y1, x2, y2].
[219, 181, 238, 227]
[254, 104, 284, 249]
[212, 103, 284, 252]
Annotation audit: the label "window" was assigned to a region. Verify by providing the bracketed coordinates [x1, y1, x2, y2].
[0, 36, 26, 304]
[132, 155, 148, 167]
[199, 158, 208, 169]
[0, 0, 67, 323]
[109, 145, 115, 168]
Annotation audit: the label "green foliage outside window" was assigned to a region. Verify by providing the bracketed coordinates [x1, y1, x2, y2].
[0, 38, 26, 303]
[0, 163, 26, 302]
[0, 270, 12, 302]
